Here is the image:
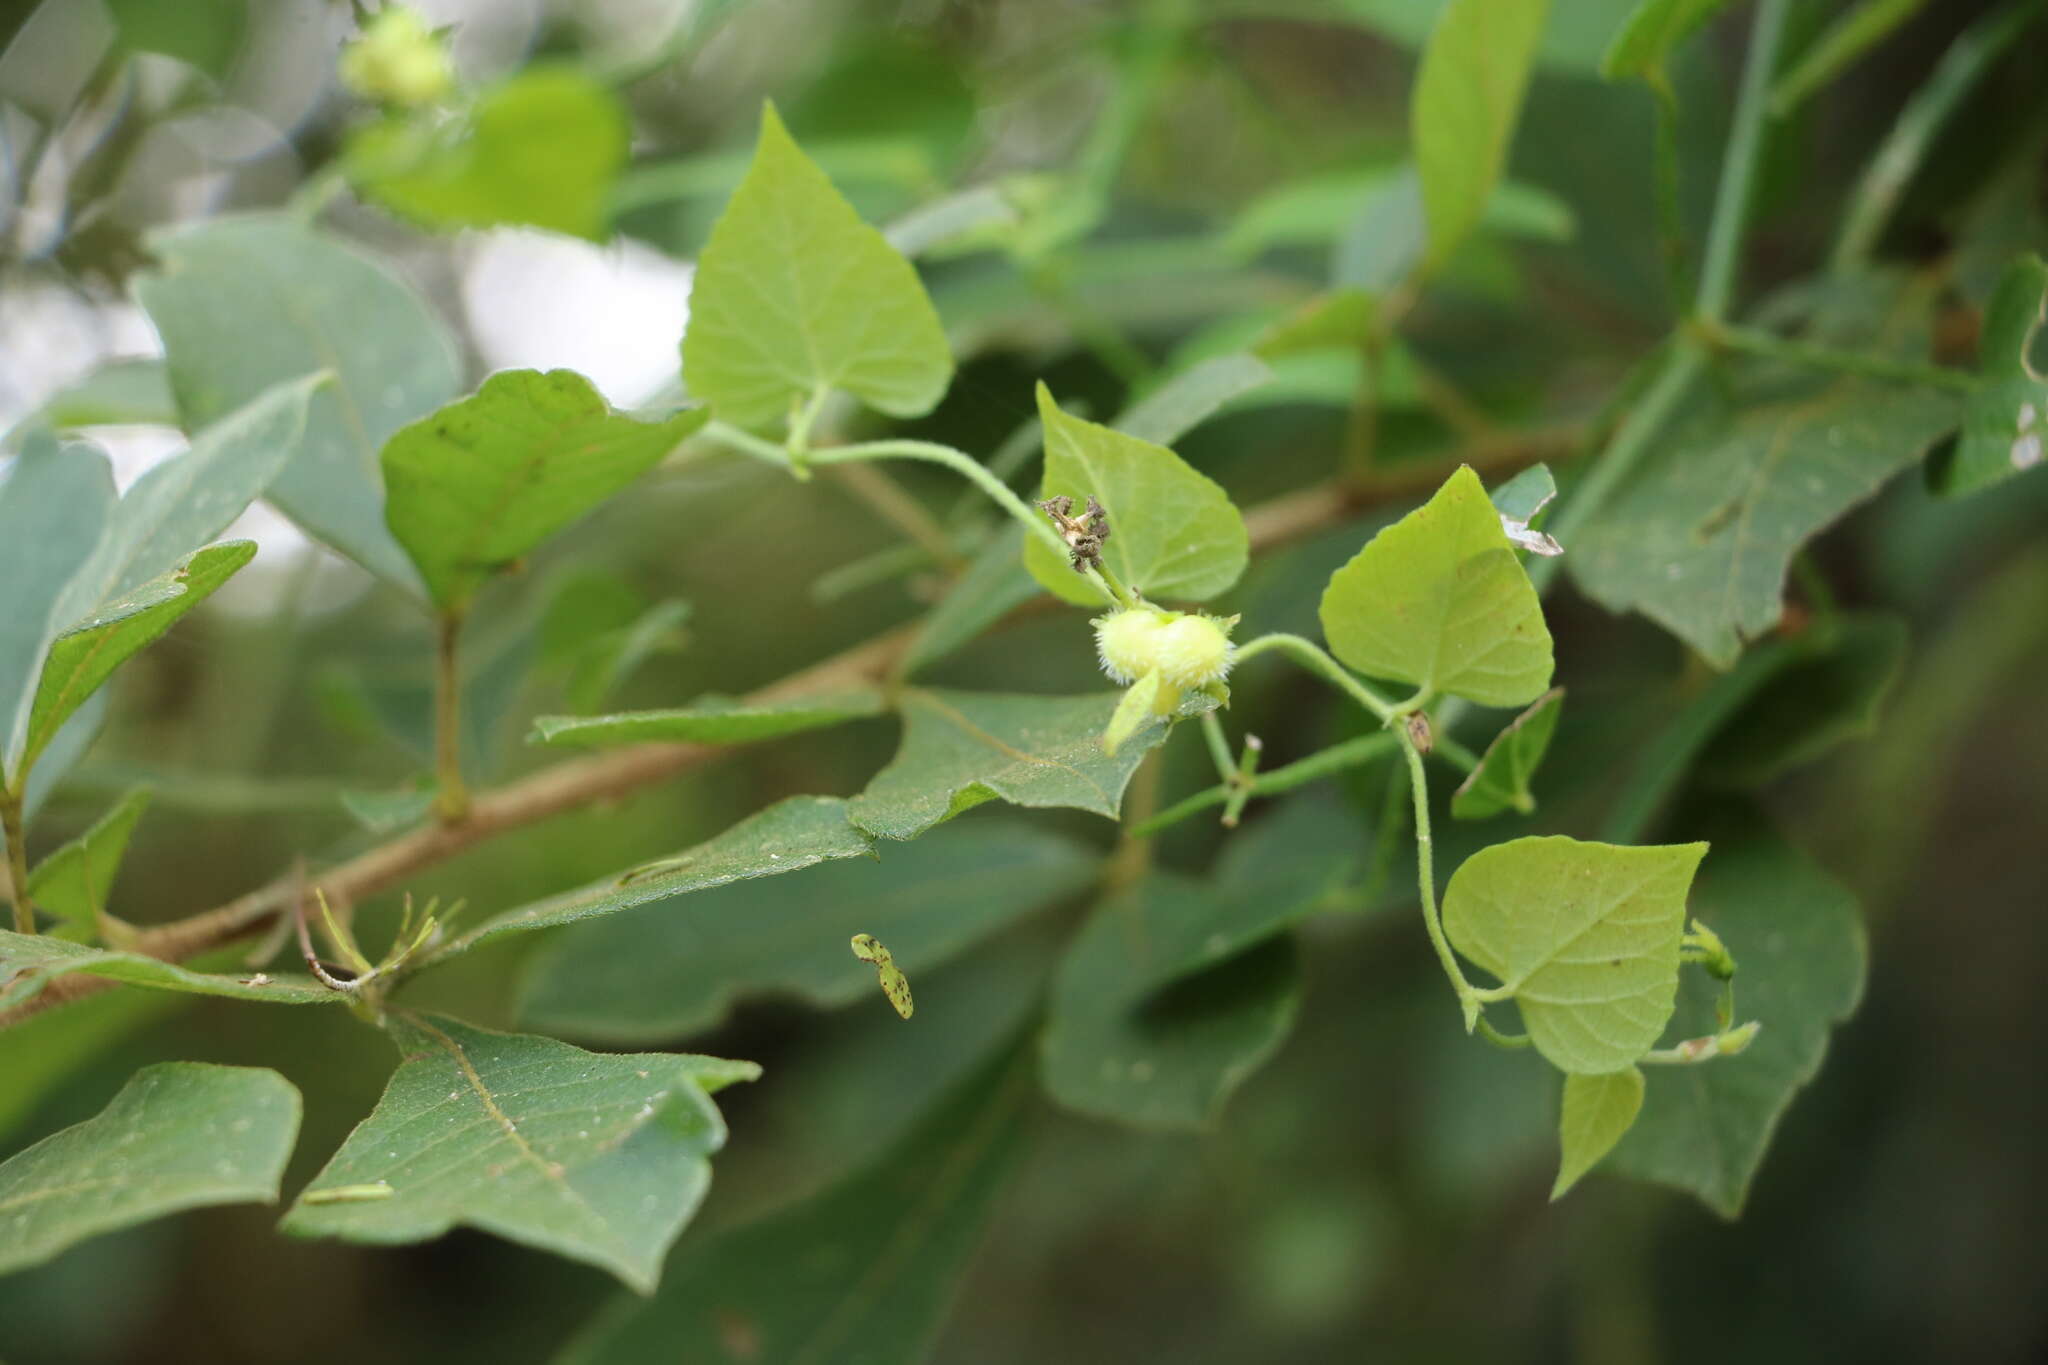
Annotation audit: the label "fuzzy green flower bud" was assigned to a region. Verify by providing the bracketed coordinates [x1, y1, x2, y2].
[1093, 606, 1236, 688]
[340, 7, 455, 108]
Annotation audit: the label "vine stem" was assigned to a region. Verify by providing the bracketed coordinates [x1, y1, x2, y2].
[2, 786, 33, 934]
[1130, 731, 1399, 836]
[433, 612, 469, 824]
[1231, 634, 1397, 723]
[1398, 725, 1480, 1025]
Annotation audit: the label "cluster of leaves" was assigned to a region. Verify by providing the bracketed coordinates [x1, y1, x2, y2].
[2, 0, 2042, 1355]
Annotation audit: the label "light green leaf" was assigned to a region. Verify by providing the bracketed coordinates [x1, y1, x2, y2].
[1318, 465, 1554, 707]
[1570, 382, 1958, 667]
[135, 214, 463, 588]
[1101, 672, 1162, 757]
[1452, 686, 1565, 820]
[682, 102, 952, 429]
[1041, 874, 1300, 1129]
[437, 795, 874, 959]
[1552, 1067, 1645, 1199]
[1411, 0, 1551, 272]
[280, 1013, 755, 1294]
[0, 1063, 300, 1276]
[528, 688, 884, 750]
[346, 66, 629, 241]
[21, 542, 255, 777]
[0, 436, 113, 779]
[848, 689, 1186, 841]
[1944, 254, 2046, 496]
[1698, 614, 1908, 785]
[555, 1042, 1032, 1364]
[0, 929, 338, 1010]
[1442, 836, 1708, 1074]
[1114, 353, 1274, 446]
[519, 819, 1097, 1043]
[1601, 0, 1734, 90]
[1489, 463, 1558, 524]
[1609, 804, 1866, 1215]
[1228, 167, 1575, 264]
[25, 787, 151, 938]
[1023, 384, 1249, 606]
[381, 369, 705, 613]
[2, 358, 175, 445]
[1770, 0, 1926, 118]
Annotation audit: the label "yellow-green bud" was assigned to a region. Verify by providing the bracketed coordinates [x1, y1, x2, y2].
[340, 7, 455, 108]
[1094, 607, 1235, 688]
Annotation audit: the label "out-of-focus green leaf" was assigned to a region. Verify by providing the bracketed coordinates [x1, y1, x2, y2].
[1442, 836, 1707, 1074]
[0, 985, 183, 1143]
[437, 796, 875, 958]
[1334, 0, 1638, 73]
[21, 542, 254, 777]
[848, 689, 1187, 841]
[1023, 384, 1249, 606]
[1229, 167, 1574, 262]
[1943, 254, 2046, 496]
[1769, 0, 1927, 118]
[682, 103, 952, 429]
[3, 359, 176, 445]
[346, 67, 630, 241]
[0, 929, 336, 1009]
[900, 525, 1039, 677]
[1115, 353, 1274, 447]
[1601, 0, 1734, 91]
[1489, 463, 1558, 524]
[1698, 614, 1908, 785]
[519, 819, 1097, 1042]
[135, 214, 462, 590]
[1571, 381, 1958, 667]
[21, 696, 109, 824]
[281, 1014, 755, 1294]
[381, 369, 705, 612]
[538, 574, 690, 711]
[1552, 1067, 1644, 1199]
[1041, 874, 1300, 1129]
[0, 1063, 299, 1276]
[528, 689, 884, 750]
[0, 436, 112, 780]
[885, 184, 1022, 257]
[1609, 804, 1866, 1215]
[1319, 466, 1554, 707]
[25, 787, 151, 938]
[556, 1042, 1033, 1363]
[107, 0, 245, 77]
[1411, 0, 1551, 272]
[1452, 687, 1565, 820]
[337, 785, 438, 835]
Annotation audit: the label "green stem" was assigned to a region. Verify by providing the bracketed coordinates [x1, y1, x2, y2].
[786, 384, 831, 457]
[1695, 0, 1792, 325]
[702, 419, 798, 471]
[1221, 733, 1264, 828]
[1128, 732, 1399, 837]
[1, 786, 34, 934]
[1704, 323, 1979, 391]
[1399, 726, 1480, 1022]
[1475, 1017, 1533, 1050]
[1199, 711, 1237, 784]
[1232, 633, 1396, 722]
[433, 612, 469, 825]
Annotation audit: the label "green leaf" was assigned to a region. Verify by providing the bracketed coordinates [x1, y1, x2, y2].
[556, 1042, 1032, 1363]
[848, 689, 1185, 842]
[1570, 381, 1959, 667]
[0, 929, 338, 1010]
[438, 795, 875, 959]
[1023, 384, 1250, 607]
[1452, 686, 1565, 820]
[1608, 804, 1866, 1215]
[0, 1063, 300, 1276]
[21, 541, 256, 777]
[280, 1013, 755, 1294]
[25, 787, 151, 938]
[1552, 1067, 1645, 1199]
[1769, 0, 1926, 118]
[1228, 167, 1575, 264]
[1442, 836, 1708, 1074]
[1601, 0, 1734, 90]
[528, 688, 884, 750]
[1411, 0, 1551, 272]
[1318, 465, 1554, 707]
[135, 214, 463, 588]
[899, 524, 1039, 677]
[519, 819, 1097, 1043]
[0, 436, 113, 779]
[1489, 462, 1558, 524]
[0, 984, 183, 1144]
[1101, 672, 1162, 758]
[681, 102, 953, 429]
[337, 785, 439, 835]
[380, 369, 705, 612]
[1698, 614, 1908, 785]
[1114, 353, 1274, 446]
[3, 358, 176, 444]
[1041, 874, 1300, 1129]
[346, 66, 630, 241]
[1944, 254, 2047, 496]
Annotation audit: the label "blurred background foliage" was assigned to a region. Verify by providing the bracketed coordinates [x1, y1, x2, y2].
[1, 0, 2045, 1361]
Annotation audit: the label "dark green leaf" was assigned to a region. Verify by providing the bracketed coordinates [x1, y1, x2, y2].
[1041, 875, 1300, 1129]
[381, 369, 706, 612]
[1698, 614, 1908, 785]
[1769, 0, 1927, 118]
[555, 1042, 1032, 1362]
[1944, 254, 2046, 496]
[1452, 687, 1565, 820]
[0, 929, 337, 1009]
[899, 525, 1038, 677]
[280, 1014, 755, 1293]
[1601, 0, 1734, 91]
[519, 819, 1097, 1042]
[135, 214, 463, 588]
[25, 787, 151, 938]
[1608, 804, 1867, 1215]
[0, 437, 112, 781]
[528, 688, 884, 750]
[0, 1063, 299, 1276]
